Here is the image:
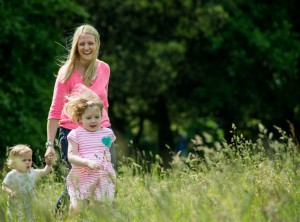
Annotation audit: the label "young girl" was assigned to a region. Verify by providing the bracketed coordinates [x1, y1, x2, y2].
[2, 144, 52, 221]
[64, 85, 116, 216]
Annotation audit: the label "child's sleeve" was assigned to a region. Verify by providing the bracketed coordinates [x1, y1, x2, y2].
[32, 167, 51, 179]
[32, 168, 43, 179]
[2, 172, 12, 186]
[67, 129, 78, 143]
[2, 173, 15, 196]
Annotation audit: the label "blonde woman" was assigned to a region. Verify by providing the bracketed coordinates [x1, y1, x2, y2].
[44, 24, 115, 212]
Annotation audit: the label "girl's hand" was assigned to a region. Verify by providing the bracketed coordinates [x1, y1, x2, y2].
[10, 191, 17, 197]
[2, 185, 17, 197]
[6, 189, 16, 197]
[87, 160, 103, 170]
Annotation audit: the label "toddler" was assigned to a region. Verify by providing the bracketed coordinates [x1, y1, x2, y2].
[2, 144, 52, 221]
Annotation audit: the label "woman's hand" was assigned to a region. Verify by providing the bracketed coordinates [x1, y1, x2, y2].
[45, 146, 57, 165]
[45, 154, 54, 166]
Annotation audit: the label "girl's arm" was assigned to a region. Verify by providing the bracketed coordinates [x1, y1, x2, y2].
[68, 139, 102, 170]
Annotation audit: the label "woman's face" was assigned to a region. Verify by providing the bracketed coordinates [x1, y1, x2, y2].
[77, 33, 97, 63]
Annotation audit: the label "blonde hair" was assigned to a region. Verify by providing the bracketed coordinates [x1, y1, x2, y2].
[61, 24, 100, 86]
[7, 144, 32, 169]
[64, 84, 104, 123]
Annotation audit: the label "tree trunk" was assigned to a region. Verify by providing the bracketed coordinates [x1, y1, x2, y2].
[155, 95, 174, 167]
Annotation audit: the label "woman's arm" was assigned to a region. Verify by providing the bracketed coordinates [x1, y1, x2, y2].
[45, 67, 69, 161]
[44, 119, 59, 161]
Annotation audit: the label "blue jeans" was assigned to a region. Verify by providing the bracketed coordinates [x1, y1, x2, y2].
[58, 127, 72, 169]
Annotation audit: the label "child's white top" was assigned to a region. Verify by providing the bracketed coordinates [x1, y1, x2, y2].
[3, 168, 42, 195]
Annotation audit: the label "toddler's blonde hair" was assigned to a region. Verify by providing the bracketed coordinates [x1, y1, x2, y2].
[7, 144, 32, 169]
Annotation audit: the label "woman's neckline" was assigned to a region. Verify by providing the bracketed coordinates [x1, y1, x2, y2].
[75, 60, 99, 76]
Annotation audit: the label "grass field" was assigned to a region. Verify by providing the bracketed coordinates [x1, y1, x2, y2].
[1, 124, 299, 221]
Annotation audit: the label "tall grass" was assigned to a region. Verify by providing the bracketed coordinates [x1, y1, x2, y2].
[0, 124, 299, 221]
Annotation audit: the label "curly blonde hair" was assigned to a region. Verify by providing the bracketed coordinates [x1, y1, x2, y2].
[63, 84, 104, 123]
[7, 144, 32, 169]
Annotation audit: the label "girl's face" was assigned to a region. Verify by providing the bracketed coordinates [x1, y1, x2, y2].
[81, 105, 102, 132]
[77, 33, 97, 63]
[15, 152, 32, 173]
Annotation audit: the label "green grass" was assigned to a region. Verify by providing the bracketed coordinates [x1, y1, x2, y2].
[1, 124, 300, 221]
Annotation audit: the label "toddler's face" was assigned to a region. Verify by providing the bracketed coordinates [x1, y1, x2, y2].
[15, 152, 32, 173]
[81, 105, 102, 132]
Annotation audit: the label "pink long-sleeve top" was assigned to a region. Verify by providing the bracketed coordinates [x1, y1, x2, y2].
[48, 60, 111, 129]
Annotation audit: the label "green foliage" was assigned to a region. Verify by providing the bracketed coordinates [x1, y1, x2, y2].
[86, 0, 236, 158]
[215, 0, 300, 134]
[1, 0, 300, 164]
[0, 0, 89, 163]
[1, 128, 299, 221]
[86, 0, 300, 158]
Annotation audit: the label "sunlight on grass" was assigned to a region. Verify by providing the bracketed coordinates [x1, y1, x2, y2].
[0, 124, 299, 221]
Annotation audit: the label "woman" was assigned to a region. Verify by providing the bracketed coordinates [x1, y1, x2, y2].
[44, 24, 115, 211]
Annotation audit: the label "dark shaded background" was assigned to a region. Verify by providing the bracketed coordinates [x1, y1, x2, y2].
[1, 0, 300, 166]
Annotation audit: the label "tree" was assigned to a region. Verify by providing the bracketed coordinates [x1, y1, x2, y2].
[0, 0, 89, 164]
[1, 0, 300, 167]
[87, 0, 300, 164]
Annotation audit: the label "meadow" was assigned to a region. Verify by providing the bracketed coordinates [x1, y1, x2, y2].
[1, 124, 299, 222]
